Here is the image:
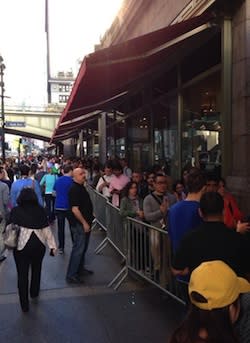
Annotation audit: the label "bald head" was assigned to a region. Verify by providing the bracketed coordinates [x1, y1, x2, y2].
[73, 168, 86, 184]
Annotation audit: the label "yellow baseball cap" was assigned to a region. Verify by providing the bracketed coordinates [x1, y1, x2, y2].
[189, 260, 250, 310]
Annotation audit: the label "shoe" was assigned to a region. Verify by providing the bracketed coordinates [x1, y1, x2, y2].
[66, 276, 84, 284]
[31, 296, 39, 304]
[21, 305, 29, 313]
[81, 268, 94, 275]
[58, 248, 64, 254]
[30, 292, 39, 302]
[0, 256, 6, 263]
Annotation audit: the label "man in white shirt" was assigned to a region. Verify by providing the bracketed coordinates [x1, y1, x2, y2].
[95, 163, 113, 199]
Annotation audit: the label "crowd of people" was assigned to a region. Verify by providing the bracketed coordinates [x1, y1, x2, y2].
[0, 154, 249, 342]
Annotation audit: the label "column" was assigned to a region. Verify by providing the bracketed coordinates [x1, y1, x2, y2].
[98, 113, 107, 164]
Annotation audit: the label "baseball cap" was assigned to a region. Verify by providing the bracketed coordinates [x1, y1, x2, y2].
[189, 260, 250, 310]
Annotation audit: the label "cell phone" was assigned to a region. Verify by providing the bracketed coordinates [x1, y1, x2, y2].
[50, 249, 55, 256]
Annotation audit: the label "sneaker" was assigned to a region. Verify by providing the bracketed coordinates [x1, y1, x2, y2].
[66, 276, 84, 284]
[58, 249, 64, 254]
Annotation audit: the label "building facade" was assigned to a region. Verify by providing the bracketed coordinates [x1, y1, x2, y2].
[49, 71, 74, 105]
[54, 0, 250, 212]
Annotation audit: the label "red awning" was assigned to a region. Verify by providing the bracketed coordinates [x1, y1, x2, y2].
[52, 11, 215, 142]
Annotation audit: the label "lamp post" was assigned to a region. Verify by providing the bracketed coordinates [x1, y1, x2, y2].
[0, 55, 5, 163]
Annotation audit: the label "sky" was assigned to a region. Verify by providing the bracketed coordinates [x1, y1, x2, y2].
[0, 0, 124, 107]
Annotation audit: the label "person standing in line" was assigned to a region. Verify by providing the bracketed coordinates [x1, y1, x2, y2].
[168, 167, 206, 253]
[54, 164, 73, 254]
[169, 260, 250, 343]
[172, 180, 186, 202]
[95, 162, 113, 200]
[10, 165, 43, 208]
[0, 168, 9, 262]
[120, 158, 132, 179]
[66, 168, 94, 284]
[131, 170, 149, 199]
[109, 162, 130, 207]
[143, 174, 176, 282]
[9, 188, 57, 312]
[217, 177, 245, 230]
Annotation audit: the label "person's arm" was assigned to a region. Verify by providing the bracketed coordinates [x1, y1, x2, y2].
[3, 184, 9, 207]
[236, 221, 250, 234]
[43, 226, 57, 250]
[71, 206, 90, 232]
[40, 175, 46, 186]
[171, 234, 191, 276]
[34, 180, 43, 206]
[96, 176, 106, 193]
[171, 266, 189, 276]
[143, 196, 163, 222]
[10, 183, 18, 207]
[120, 198, 136, 218]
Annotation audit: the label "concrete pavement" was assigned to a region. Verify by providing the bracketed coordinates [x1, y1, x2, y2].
[0, 226, 184, 343]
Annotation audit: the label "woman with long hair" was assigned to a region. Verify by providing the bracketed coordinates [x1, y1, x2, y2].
[9, 188, 57, 312]
[169, 260, 250, 343]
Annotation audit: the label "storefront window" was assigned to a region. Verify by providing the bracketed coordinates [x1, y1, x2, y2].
[127, 114, 151, 171]
[182, 72, 221, 176]
[153, 97, 178, 178]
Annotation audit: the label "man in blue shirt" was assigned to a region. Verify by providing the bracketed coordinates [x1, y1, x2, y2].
[168, 167, 206, 253]
[10, 165, 43, 208]
[54, 164, 73, 253]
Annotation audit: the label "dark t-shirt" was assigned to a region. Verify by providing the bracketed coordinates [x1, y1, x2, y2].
[172, 221, 250, 277]
[68, 182, 94, 226]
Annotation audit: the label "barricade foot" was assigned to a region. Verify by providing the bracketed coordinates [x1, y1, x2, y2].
[108, 266, 128, 290]
[95, 237, 109, 254]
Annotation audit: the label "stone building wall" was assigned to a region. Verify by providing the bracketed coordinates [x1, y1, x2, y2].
[228, 0, 250, 212]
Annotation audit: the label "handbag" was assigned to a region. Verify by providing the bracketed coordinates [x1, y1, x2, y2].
[3, 223, 21, 249]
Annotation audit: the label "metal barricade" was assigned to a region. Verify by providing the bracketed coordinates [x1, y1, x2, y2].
[87, 185, 108, 231]
[87, 186, 186, 304]
[87, 186, 128, 288]
[125, 217, 186, 305]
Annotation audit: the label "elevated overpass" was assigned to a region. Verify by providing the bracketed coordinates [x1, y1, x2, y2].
[4, 105, 61, 142]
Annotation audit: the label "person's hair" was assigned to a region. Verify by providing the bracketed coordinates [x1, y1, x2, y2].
[187, 167, 206, 193]
[169, 302, 239, 343]
[206, 173, 219, 184]
[200, 192, 224, 217]
[63, 164, 73, 174]
[19, 165, 30, 176]
[104, 162, 113, 169]
[218, 177, 226, 187]
[172, 180, 184, 192]
[17, 188, 39, 207]
[123, 181, 138, 198]
[111, 161, 123, 172]
[154, 173, 167, 183]
[0, 166, 4, 174]
[30, 163, 38, 175]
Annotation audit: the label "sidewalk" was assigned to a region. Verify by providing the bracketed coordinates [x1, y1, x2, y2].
[0, 226, 184, 343]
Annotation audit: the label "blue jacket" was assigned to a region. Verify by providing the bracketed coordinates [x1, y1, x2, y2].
[54, 175, 73, 210]
[10, 178, 43, 207]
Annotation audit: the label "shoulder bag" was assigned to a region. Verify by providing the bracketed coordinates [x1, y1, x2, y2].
[3, 223, 21, 249]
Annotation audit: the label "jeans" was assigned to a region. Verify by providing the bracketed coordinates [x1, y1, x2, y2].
[66, 222, 91, 279]
[44, 194, 55, 223]
[55, 210, 73, 250]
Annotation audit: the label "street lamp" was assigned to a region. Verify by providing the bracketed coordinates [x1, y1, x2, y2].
[0, 55, 5, 163]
